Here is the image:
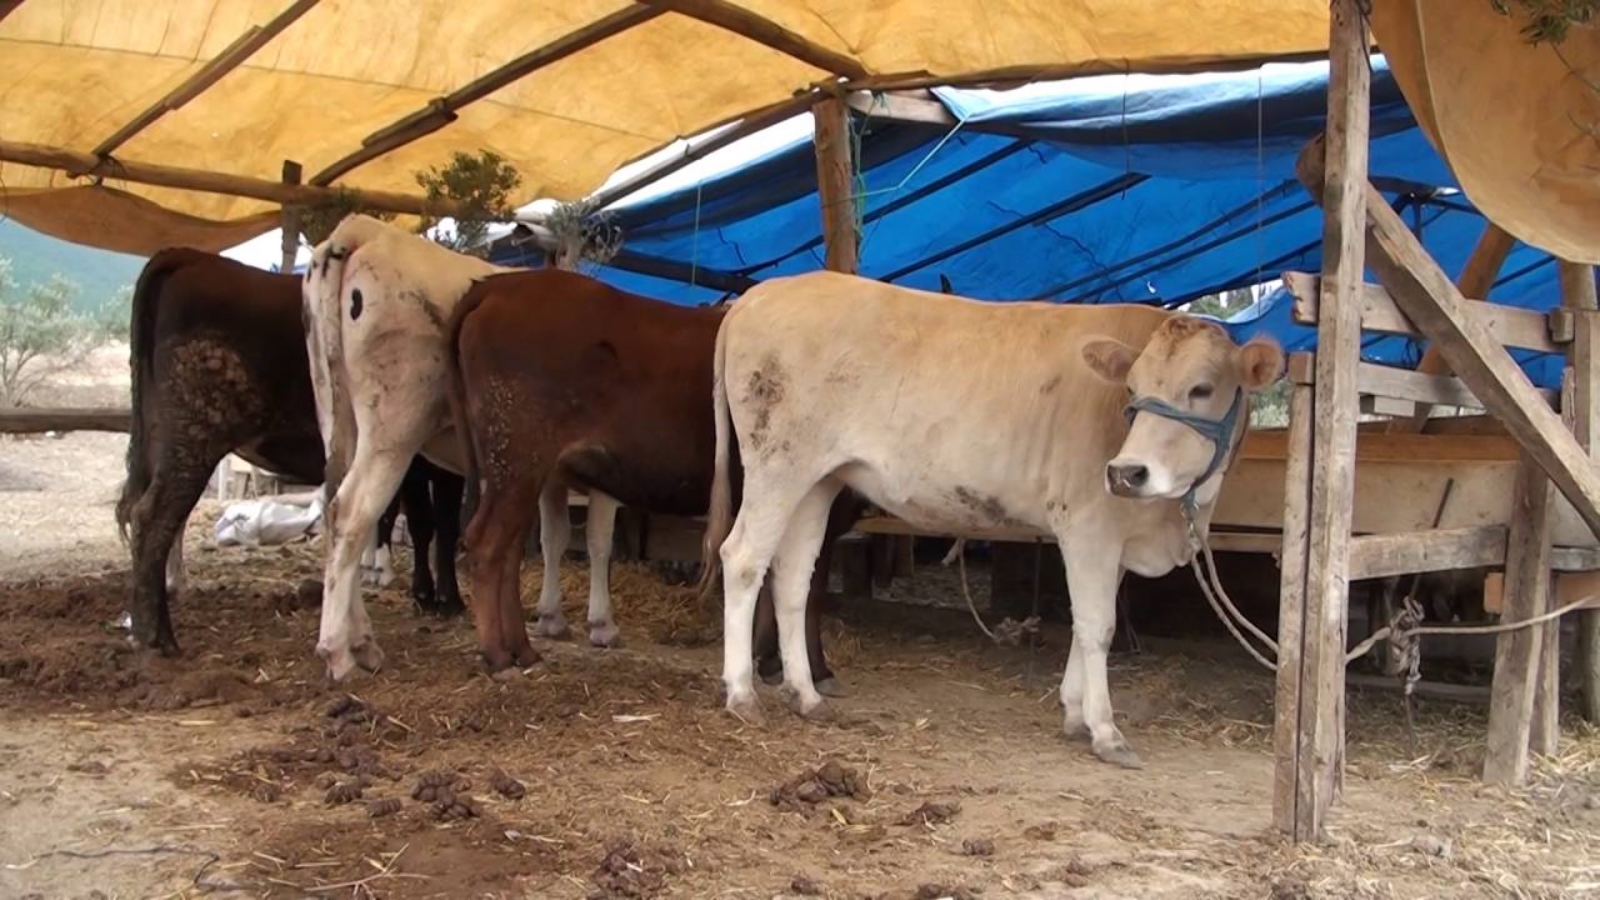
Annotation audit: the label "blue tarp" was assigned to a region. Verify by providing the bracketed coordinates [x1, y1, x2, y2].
[489, 57, 1575, 389]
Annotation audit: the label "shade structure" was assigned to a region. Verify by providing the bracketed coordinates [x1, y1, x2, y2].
[0, 0, 1338, 254]
[483, 55, 1580, 390]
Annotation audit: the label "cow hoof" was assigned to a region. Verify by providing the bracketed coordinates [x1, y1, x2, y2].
[815, 677, 848, 699]
[1092, 738, 1144, 770]
[511, 644, 542, 668]
[319, 646, 360, 683]
[725, 694, 765, 727]
[351, 640, 385, 673]
[433, 593, 466, 618]
[534, 614, 571, 640]
[786, 691, 834, 722]
[588, 622, 622, 649]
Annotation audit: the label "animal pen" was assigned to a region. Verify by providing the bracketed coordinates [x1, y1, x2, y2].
[3, 1, 1600, 896]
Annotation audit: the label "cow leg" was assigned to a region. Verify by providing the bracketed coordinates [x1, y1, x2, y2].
[365, 492, 401, 588]
[809, 535, 844, 697]
[399, 460, 439, 613]
[164, 514, 187, 595]
[1061, 535, 1140, 769]
[1059, 638, 1088, 741]
[585, 492, 622, 648]
[720, 478, 814, 725]
[533, 481, 573, 640]
[318, 447, 411, 681]
[429, 468, 466, 617]
[772, 481, 842, 720]
[496, 515, 539, 668]
[755, 585, 783, 685]
[128, 458, 213, 655]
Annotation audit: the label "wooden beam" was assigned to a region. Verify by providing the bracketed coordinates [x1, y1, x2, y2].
[1484, 452, 1555, 786]
[1560, 263, 1600, 727]
[846, 89, 953, 125]
[1346, 188, 1600, 546]
[813, 95, 859, 274]
[0, 139, 469, 217]
[1287, 351, 1557, 412]
[587, 91, 817, 210]
[637, 0, 869, 79]
[92, 0, 320, 159]
[0, 1, 27, 25]
[1277, 0, 1368, 843]
[1347, 525, 1508, 581]
[312, 6, 662, 186]
[0, 407, 131, 434]
[1284, 271, 1558, 354]
[1400, 224, 1515, 431]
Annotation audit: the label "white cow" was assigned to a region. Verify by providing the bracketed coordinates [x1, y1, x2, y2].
[301, 215, 633, 680]
[700, 271, 1283, 768]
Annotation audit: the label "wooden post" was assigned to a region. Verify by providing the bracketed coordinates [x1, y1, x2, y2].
[1273, 0, 1369, 842]
[1484, 452, 1555, 785]
[280, 160, 303, 274]
[1396, 223, 1514, 432]
[1561, 261, 1600, 725]
[813, 95, 859, 275]
[1273, 380, 1315, 835]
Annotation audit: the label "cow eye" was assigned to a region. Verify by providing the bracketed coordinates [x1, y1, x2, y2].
[1189, 383, 1214, 401]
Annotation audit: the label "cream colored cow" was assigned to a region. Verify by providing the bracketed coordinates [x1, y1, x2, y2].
[701, 271, 1283, 768]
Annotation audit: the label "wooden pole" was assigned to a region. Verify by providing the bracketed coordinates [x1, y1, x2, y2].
[1274, 0, 1369, 842]
[813, 96, 859, 274]
[1396, 223, 1514, 432]
[0, 139, 470, 218]
[636, 0, 869, 79]
[280, 161, 303, 274]
[0, 407, 130, 434]
[1560, 261, 1600, 726]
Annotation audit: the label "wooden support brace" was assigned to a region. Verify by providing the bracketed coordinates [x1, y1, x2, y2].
[1273, 380, 1315, 836]
[637, 0, 869, 79]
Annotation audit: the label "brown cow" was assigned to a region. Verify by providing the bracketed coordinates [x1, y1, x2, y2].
[447, 268, 863, 686]
[114, 248, 464, 653]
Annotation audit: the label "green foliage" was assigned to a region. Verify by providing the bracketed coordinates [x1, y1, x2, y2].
[1185, 287, 1255, 321]
[0, 258, 116, 407]
[0, 219, 142, 314]
[544, 196, 626, 273]
[414, 149, 523, 256]
[1491, 0, 1599, 44]
[92, 284, 135, 342]
[300, 187, 396, 248]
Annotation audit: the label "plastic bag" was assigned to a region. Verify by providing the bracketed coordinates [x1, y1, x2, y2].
[213, 490, 325, 548]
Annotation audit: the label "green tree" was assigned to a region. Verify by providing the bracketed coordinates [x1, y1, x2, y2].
[0, 258, 101, 407]
[1491, 0, 1597, 44]
[414, 149, 523, 256]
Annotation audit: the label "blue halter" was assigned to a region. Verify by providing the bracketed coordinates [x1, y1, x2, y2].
[1123, 388, 1244, 516]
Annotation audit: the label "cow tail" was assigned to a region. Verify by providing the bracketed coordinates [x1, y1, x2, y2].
[116, 249, 187, 544]
[306, 214, 385, 501]
[696, 307, 736, 601]
[445, 282, 489, 531]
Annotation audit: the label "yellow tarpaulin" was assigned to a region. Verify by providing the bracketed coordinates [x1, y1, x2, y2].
[1370, 0, 1600, 264]
[1, 0, 1334, 256]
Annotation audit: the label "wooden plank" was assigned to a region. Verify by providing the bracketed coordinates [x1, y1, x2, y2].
[1283, 271, 1559, 355]
[638, 0, 868, 78]
[1273, 380, 1316, 836]
[0, 140, 467, 218]
[1402, 223, 1516, 430]
[0, 407, 131, 433]
[1349, 188, 1600, 545]
[1286, 0, 1368, 841]
[846, 89, 952, 125]
[1347, 526, 1508, 581]
[1242, 428, 1521, 463]
[1561, 265, 1600, 726]
[1485, 569, 1600, 616]
[1483, 452, 1555, 786]
[91, 0, 321, 159]
[279, 160, 303, 274]
[312, 6, 663, 185]
[1347, 673, 1491, 704]
[813, 95, 859, 274]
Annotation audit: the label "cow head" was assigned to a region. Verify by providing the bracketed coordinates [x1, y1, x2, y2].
[1082, 316, 1283, 507]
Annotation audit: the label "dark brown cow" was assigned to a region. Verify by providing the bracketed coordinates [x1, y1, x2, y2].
[447, 268, 863, 685]
[114, 248, 464, 653]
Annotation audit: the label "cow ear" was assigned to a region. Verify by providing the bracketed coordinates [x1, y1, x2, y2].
[1238, 337, 1286, 390]
[1082, 338, 1137, 384]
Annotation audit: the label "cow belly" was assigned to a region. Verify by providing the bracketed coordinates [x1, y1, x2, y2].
[420, 429, 467, 476]
[836, 459, 1047, 535]
[557, 444, 711, 518]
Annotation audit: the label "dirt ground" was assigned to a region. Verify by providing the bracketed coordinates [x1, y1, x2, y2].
[2, 424, 1599, 898]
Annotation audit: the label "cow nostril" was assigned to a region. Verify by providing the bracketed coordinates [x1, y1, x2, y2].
[1108, 463, 1149, 489]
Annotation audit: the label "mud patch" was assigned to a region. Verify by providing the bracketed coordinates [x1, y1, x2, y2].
[743, 358, 787, 452]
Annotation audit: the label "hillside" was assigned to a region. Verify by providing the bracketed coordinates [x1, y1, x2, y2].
[0, 219, 146, 313]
